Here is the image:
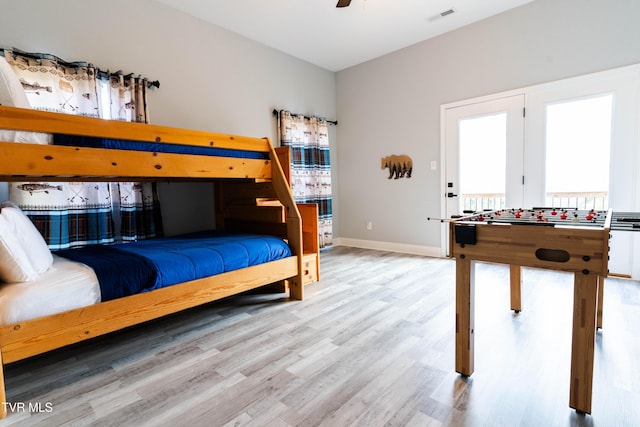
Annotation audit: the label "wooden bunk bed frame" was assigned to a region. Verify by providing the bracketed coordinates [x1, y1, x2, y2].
[0, 105, 311, 419]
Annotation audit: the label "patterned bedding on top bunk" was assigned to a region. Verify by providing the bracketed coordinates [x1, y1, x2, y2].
[53, 134, 269, 159]
[55, 231, 292, 301]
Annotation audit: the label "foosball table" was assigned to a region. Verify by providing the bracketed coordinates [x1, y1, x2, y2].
[443, 207, 615, 414]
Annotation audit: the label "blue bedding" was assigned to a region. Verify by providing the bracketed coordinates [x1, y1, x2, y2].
[54, 231, 292, 301]
[53, 134, 269, 160]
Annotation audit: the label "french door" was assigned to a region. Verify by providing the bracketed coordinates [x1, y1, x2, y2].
[441, 94, 525, 254]
[442, 65, 640, 276]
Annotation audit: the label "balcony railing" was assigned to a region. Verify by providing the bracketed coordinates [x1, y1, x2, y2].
[545, 191, 608, 210]
[460, 193, 505, 212]
[460, 191, 608, 212]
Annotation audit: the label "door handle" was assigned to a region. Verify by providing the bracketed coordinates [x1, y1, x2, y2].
[447, 192, 458, 198]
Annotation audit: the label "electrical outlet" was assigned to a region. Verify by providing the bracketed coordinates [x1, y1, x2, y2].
[366, 220, 373, 230]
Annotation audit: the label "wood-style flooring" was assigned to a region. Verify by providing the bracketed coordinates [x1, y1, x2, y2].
[2, 246, 639, 426]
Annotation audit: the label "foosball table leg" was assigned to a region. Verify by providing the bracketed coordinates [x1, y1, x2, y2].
[455, 257, 475, 377]
[569, 272, 598, 414]
[597, 275, 604, 329]
[510, 265, 522, 313]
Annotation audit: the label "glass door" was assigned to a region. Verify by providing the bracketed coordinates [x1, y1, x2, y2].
[444, 95, 525, 215]
[458, 111, 508, 211]
[544, 94, 613, 210]
[442, 94, 525, 254]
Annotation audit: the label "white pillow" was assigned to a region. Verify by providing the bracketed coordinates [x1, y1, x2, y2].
[0, 55, 30, 108]
[0, 214, 39, 283]
[0, 201, 53, 277]
[0, 55, 51, 145]
[0, 55, 22, 143]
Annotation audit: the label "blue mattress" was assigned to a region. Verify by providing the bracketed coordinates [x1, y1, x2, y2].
[55, 231, 292, 301]
[53, 134, 268, 160]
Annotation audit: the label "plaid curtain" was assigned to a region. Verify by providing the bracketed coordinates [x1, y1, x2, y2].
[279, 110, 333, 247]
[116, 182, 163, 242]
[9, 182, 115, 249]
[3, 49, 161, 249]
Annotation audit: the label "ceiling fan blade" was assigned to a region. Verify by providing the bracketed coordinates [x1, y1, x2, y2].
[336, 0, 351, 8]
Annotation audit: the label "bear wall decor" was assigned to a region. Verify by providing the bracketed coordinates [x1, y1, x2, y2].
[381, 154, 413, 179]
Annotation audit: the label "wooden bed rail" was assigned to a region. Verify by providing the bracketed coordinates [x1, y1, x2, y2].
[268, 144, 303, 300]
[0, 106, 276, 181]
[0, 106, 269, 152]
[0, 143, 272, 181]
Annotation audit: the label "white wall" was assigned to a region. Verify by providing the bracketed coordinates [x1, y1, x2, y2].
[0, 0, 336, 235]
[4, 0, 640, 249]
[335, 0, 640, 253]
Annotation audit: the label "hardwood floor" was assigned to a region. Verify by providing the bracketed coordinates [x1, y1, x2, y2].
[3, 246, 639, 426]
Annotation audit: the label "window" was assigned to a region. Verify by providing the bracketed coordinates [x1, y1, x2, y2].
[544, 94, 613, 209]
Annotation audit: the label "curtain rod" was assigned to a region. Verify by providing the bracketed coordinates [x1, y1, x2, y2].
[272, 109, 337, 126]
[2, 48, 160, 89]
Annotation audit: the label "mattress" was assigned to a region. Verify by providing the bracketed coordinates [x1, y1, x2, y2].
[55, 231, 292, 301]
[0, 231, 291, 325]
[0, 254, 100, 325]
[53, 134, 269, 159]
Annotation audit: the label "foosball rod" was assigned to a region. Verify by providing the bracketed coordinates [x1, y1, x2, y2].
[427, 214, 472, 223]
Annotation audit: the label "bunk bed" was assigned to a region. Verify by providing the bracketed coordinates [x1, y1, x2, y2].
[0, 105, 315, 419]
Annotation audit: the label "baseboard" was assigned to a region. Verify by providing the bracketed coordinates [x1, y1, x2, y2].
[332, 237, 442, 258]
